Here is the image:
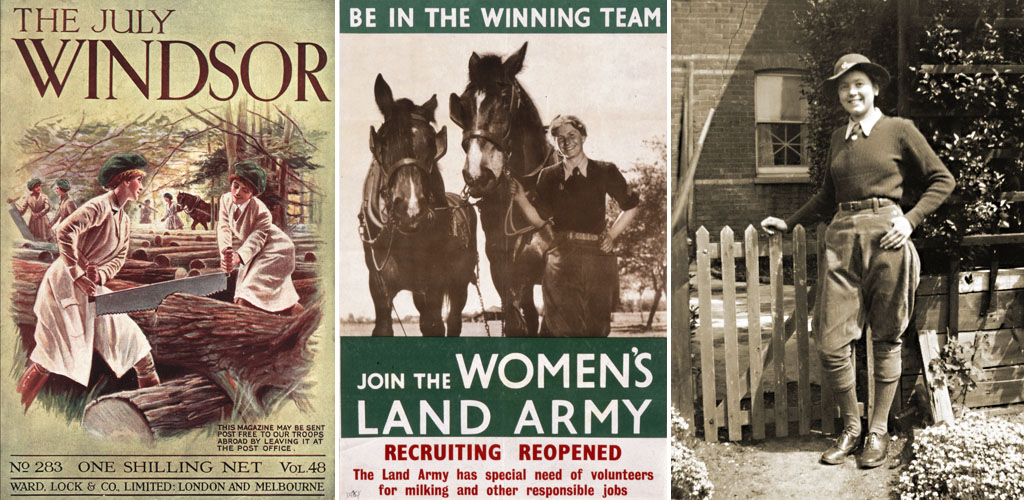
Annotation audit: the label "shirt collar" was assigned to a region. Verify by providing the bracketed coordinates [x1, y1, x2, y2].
[845, 108, 883, 140]
[233, 199, 252, 213]
[562, 158, 589, 180]
[106, 192, 121, 214]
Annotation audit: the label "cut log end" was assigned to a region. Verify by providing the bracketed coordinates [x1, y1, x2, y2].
[82, 375, 232, 442]
[82, 397, 155, 444]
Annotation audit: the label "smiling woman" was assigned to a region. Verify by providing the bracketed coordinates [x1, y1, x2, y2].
[760, 53, 955, 469]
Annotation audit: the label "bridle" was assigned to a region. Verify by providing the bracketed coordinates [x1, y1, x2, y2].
[361, 111, 447, 245]
[371, 112, 445, 187]
[460, 82, 520, 165]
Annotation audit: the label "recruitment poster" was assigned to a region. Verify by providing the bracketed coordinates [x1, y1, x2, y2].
[0, 1, 336, 498]
[339, 1, 669, 498]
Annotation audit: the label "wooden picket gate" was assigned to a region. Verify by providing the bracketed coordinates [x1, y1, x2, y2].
[687, 223, 880, 442]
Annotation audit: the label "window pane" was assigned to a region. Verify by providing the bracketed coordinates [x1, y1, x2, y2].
[755, 74, 808, 122]
[768, 123, 804, 166]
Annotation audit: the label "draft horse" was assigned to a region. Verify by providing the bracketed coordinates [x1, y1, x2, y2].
[448, 42, 555, 337]
[360, 74, 478, 337]
[176, 192, 212, 230]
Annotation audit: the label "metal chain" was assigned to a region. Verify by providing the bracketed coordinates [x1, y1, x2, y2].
[472, 262, 490, 337]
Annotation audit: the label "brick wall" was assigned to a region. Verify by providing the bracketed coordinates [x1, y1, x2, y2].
[672, 0, 818, 235]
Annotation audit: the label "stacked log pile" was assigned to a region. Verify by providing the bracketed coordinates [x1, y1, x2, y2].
[10, 228, 324, 439]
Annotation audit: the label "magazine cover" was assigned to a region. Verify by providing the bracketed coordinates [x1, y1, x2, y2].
[339, 1, 669, 498]
[0, 1, 335, 498]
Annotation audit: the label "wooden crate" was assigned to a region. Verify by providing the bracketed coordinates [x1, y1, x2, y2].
[902, 268, 1024, 409]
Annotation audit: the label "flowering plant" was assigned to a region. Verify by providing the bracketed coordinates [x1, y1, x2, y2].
[670, 407, 714, 500]
[898, 412, 1024, 499]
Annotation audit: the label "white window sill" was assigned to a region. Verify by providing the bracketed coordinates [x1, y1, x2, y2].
[754, 174, 811, 184]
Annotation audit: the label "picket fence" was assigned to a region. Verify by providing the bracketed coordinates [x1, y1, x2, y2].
[680, 223, 882, 442]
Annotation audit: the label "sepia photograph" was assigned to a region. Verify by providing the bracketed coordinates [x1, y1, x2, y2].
[671, 0, 1024, 499]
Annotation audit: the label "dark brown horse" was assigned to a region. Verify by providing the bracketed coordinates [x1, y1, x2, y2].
[449, 42, 555, 337]
[360, 74, 478, 337]
[177, 192, 212, 230]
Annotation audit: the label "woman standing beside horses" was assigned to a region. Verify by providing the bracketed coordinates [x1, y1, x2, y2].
[761, 54, 954, 468]
[161, 192, 184, 230]
[531, 115, 639, 337]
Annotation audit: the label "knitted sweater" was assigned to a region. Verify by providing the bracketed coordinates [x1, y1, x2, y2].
[785, 115, 955, 230]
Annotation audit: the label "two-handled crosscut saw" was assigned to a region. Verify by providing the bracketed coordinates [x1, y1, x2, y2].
[89, 272, 228, 315]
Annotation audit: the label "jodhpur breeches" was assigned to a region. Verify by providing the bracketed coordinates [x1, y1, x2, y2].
[540, 239, 616, 337]
[818, 203, 919, 393]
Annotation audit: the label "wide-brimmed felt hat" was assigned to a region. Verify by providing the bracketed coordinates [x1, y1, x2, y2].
[98, 153, 147, 187]
[232, 161, 267, 194]
[55, 179, 71, 191]
[825, 53, 890, 90]
[27, 178, 41, 190]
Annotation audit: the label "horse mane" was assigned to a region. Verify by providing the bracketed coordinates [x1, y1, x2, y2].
[468, 55, 507, 89]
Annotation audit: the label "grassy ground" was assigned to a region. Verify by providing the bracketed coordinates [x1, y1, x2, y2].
[340, 311, 667, 337]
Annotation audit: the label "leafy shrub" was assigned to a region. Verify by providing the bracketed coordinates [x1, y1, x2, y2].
[797, 0, 1024, 262]
[898, 412, 1024, 499]
[670, 408, 713, 500]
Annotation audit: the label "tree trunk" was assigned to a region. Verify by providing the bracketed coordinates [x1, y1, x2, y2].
[127, 294, 322, 417]
[11, 257, 322, 418]
[646, 280, 664, 330]
[152, 250, 221, 268]
[82, 374, 232, 442]
[131, 243, 219, 260]
[12, 249, 54, 262]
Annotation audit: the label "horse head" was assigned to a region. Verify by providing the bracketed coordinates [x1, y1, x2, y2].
[449, 42, 543, 198]
[176, 192, 193, 209]
[370, 74, 447, 234]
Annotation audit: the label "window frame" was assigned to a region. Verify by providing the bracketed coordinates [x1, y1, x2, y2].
[753, 70, 811, 183]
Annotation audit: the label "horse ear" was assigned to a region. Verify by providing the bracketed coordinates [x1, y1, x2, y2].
[374, 73, 394, 115]
[434, 125, 448, 162]
[469, 52, 481, 73]
[420, 94, 438, 122]
[369, 126, 380, 154]
[504, 42, 527, 77]
[449, 93, 465, 129]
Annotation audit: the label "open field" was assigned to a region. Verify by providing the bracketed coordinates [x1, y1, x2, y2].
[340, 311, 666, 337]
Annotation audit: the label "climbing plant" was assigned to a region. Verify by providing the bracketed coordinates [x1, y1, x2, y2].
[796, 0, 1024, 258]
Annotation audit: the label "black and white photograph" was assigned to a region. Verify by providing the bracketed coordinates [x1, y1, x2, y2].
[340, 35, 668, 338]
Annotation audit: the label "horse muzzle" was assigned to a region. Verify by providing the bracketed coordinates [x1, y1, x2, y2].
[463, 167, 498, 197]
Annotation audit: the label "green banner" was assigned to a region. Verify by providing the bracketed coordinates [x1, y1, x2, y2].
[341, 338, 667, 437]
[339, 0, 667, 33]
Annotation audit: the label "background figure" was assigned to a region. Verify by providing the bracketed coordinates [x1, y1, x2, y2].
[10, 178, 53, 241]
[17, 154, 160, 411]
[50, 178, 77, 229]
[218, 161, 301, 315]
[138, 199, 157, 226]
[160, 192, 183, 230]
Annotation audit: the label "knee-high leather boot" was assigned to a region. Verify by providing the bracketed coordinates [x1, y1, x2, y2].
[135, 353, 160, 388]
[17, 363, 50, 412]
